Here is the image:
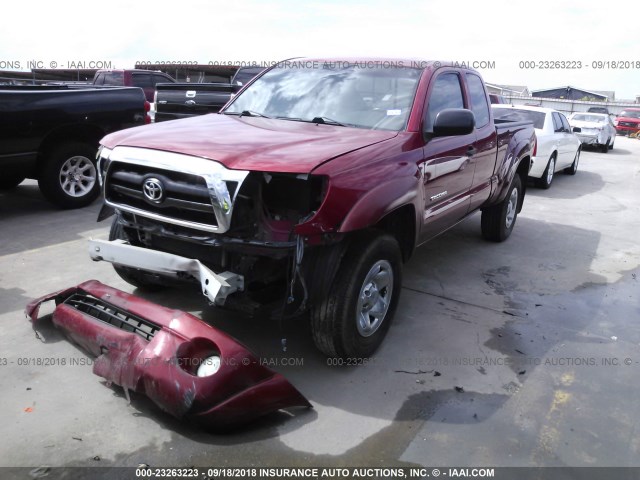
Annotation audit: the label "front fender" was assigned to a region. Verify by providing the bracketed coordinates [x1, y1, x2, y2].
[339, 176, 419, 232]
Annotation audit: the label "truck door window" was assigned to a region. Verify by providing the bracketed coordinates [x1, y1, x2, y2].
[94, 73, 105, 85]
[104, 72, 124, 86]
[425, 73, 464, 132]
[132, 74, 153, 88]
[465, 74, 490, 128]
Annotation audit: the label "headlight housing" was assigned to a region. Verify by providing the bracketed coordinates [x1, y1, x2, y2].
[96, 145, 113, 187]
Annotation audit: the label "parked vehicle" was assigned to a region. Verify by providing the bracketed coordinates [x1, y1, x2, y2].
[614, 108, 640, 136]
[0, 85, 149, 208]
[492, 105, 581, 189]
[587, 106, 610, 115]
[154, 66, 265, 122]
[91, 60, 535, 358]
[568, 112, 616, 152]
[92, 69, 175, 102]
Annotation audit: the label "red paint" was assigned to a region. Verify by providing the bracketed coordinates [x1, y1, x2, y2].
[26, 280, 310, 429]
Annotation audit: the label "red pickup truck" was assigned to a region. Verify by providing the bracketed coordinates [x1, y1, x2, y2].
[90, 59, 535, 358]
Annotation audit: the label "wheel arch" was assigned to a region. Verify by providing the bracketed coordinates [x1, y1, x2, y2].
[36, 124, 105, 174]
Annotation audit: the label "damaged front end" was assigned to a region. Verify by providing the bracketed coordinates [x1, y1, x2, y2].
[96, 145, 337, 315]
[25, 280, 311, 429]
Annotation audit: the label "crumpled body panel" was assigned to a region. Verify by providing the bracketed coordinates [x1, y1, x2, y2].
[26, 280, 310, 429]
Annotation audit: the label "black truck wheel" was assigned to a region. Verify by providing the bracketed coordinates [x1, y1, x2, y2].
[481, 174, 522, 242]
[311, 233, 402, 358]
[38, 142, 100, 209]
[108, 217, 167, 291]
[0, 173, 26, 190]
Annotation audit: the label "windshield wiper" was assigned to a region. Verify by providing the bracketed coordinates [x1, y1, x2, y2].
[311, 116, 346, 126]
[225, 110, 271, 118]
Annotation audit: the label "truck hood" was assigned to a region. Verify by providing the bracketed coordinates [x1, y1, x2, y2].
[101, 113, 399, 173]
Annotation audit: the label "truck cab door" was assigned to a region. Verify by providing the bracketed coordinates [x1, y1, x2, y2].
[465, 73, 497, 211]
[419, 72, 475, 241]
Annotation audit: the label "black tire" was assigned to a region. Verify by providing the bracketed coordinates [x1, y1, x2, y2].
[0, 173, 26, 190]
[481, 174, 522, 242]
[600, 139, 609, 153]
[37, 142, 100, 209]
[108, 217, 167, 291]
[564, 147, 580, 175]
[609, 139, 614, 150]
[535, 154, 555, 189]
[310, 233, 402, 358]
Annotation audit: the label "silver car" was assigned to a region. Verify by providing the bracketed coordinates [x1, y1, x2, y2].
[568, 112, 617, 153]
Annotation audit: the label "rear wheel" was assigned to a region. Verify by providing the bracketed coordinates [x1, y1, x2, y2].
[38, 142, 100, 208]
[481, 174, 522, 242]
[536, 155, 555, 189]
[600, 139, 610, 153]
[108, 218, 167, 291]
[311, 233, 402, 358]
[564, 147, 580, 175]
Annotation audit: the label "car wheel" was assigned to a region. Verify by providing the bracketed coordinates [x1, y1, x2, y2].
[609, 139, 614, 150]
[481, 174, 522, 242]
[38, 142, 100, 209]
[311, 232, 402, 359]
[108, 217, 168, 291]
[0, 173, 26, 190]
[536, 154, 555, 189]
[564, 147, 580, 175]
[600, 139, 610, 153]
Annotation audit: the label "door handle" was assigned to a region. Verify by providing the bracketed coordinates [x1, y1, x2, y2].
[467, 146, 477, 157]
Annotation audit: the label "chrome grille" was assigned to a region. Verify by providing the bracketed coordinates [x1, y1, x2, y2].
[105, 164, 219, 227]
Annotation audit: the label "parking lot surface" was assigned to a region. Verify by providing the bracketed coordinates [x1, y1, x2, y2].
[1, 137, 639, 468]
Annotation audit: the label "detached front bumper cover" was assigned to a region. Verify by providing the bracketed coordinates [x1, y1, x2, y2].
[26, 280, 310, 429]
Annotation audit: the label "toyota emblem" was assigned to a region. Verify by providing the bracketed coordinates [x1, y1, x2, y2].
[143, 178, 164, 203]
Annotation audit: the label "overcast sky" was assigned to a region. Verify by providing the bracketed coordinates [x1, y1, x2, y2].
[2, 0, 638, 99]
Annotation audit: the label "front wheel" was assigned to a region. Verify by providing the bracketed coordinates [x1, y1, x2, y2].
[311, 233, 402, 358]
[38, 142, 100, 209]
[481, 174, 522, 242]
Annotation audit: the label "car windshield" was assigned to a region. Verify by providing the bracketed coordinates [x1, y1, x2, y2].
[572, 114, 605, 123]
[492, 108, 546, 129]
[223, 62, 423, 131]
[619, 110, 640, 119]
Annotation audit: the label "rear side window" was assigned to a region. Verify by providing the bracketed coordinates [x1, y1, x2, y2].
[132, 74, 153, 88]
[153, 74, 172, 86]
[466, 74, 490, 127]
[103, 72, 124, 86]
[425, 73, 464, 131]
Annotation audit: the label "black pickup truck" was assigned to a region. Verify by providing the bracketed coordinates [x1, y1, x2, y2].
[154, 66, 264, 122]
[0, 85, 149, 208]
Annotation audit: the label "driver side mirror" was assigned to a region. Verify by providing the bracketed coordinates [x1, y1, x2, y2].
[572, 126, 582, 133]
[431, 109, 475, 137]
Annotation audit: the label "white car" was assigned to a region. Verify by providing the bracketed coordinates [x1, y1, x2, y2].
[492, 105, 581, 189]
[568, 112, 616, 152]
